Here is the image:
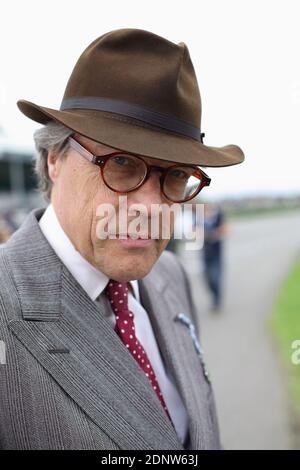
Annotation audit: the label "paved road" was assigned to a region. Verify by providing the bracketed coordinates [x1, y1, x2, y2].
[178, 210, 300, 450]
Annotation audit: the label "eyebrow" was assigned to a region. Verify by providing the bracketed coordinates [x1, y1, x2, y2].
[93, 145, 175, 167]
[88, 143, 180, 168]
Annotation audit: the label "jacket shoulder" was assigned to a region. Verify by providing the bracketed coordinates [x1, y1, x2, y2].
[0, 245, 21, 327]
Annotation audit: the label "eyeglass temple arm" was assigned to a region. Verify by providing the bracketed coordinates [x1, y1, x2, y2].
[193, 168, 211, 186]
[68, 137, 97, 164]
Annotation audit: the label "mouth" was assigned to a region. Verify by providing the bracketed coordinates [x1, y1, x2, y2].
[114, 234, 155, 247]
[115, 234, 150, 239]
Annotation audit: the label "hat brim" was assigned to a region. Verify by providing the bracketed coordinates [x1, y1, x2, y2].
[17, 99, 244, 167]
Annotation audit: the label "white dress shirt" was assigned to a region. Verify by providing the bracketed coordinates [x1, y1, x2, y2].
[39, 204, 189, 444]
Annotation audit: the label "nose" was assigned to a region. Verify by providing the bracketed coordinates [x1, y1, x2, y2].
[125, 168, 172, 238]
[128, 167, 166, 207]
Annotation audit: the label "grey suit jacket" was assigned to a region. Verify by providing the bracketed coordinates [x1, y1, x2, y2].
[0, 208, 220, 450]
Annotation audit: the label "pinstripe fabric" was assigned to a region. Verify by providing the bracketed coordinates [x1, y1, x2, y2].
[0, 208, 221, 450]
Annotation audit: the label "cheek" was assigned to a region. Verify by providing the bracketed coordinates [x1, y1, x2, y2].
[91, 184, 120, 242]
[57, 160, 88, 201]
[60, 163, 104, 229]
[67, 163, 106, 215]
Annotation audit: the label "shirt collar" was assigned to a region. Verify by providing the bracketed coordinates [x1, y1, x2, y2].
[39, 204, 139, 302]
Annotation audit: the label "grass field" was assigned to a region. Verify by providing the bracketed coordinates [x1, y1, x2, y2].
[271, 253, 300, 413]
[227, 205, 300, 221]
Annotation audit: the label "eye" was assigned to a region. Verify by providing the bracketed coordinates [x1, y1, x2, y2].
[111, 155, 131, 166]
[168, 168, 190, 180]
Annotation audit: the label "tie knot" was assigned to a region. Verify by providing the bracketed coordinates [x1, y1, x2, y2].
[105, 280, 130, 313]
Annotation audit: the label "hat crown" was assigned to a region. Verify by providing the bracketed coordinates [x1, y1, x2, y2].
[62, 28, 201, 127]
[17, 28, 244, 167]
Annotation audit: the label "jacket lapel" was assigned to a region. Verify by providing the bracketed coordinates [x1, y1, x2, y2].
[6, 209, 182, 450]
[139, 271, 218, 450]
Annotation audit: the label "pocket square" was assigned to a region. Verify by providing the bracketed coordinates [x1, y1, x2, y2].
[174, 313, 210, 383]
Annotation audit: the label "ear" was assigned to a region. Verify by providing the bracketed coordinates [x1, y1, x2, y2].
[47, 150, 63, 184]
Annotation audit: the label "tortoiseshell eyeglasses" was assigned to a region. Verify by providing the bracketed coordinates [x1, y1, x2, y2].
[68, 136, 211, 203]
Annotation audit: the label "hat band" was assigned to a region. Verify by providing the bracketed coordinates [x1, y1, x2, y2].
[60, 97, 203, 142]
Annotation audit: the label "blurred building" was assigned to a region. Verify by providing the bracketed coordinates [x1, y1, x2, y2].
[0, 128, 43, 230]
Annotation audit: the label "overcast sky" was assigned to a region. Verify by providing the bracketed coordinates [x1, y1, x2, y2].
[0, 0, 299, 198]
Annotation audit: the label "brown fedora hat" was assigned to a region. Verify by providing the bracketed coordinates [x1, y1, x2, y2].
[17, 28, 244, 167]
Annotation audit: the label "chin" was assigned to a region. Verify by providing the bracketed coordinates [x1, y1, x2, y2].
[114, 260, 154, 282]
[92, 239, 165, 281]
[103, 252, 157, 282]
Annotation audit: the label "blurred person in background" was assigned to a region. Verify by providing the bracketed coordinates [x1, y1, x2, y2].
[203, 204, 228, 312]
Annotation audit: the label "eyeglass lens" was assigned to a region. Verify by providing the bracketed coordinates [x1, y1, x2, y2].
[102, 154, 203, 202]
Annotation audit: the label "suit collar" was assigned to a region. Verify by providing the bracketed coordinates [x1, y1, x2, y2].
[139, 269, 218, 449]
[5, 207, 62, 321]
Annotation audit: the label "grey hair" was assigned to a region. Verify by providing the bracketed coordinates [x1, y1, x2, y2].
[33, 121, 74, 201]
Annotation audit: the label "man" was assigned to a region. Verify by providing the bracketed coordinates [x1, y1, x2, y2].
[203, 204, 228, 312]
[0, 28, 244, 450]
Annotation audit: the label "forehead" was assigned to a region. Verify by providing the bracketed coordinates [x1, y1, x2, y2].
[76, 134, 178, 167]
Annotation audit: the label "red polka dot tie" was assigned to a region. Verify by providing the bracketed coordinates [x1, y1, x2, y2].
[105, 279, 171, 420]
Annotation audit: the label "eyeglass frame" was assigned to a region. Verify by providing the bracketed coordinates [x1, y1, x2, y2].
[68, 136, 211, 203]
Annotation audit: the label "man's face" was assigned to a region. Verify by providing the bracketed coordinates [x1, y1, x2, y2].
[48, 134, 176, 282]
